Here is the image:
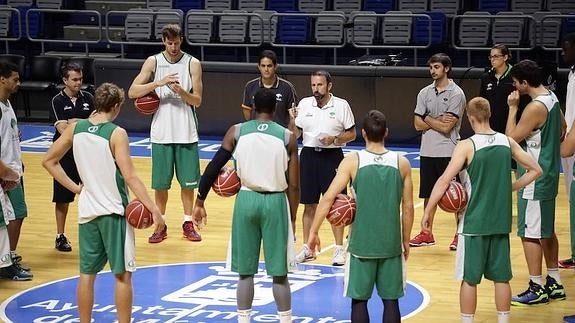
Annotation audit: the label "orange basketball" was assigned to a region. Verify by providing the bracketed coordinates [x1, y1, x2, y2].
[212, 166, 241, 197]
[125, 199, 153, 229]
[134, 92, 160, 115]
[327, 194, 356, 226]
[438, 181, 468, 213]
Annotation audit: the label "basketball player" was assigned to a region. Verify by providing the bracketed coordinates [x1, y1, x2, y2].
[307, 110, 414, 323]
[128, 23, 203, 243]
[0, 60, 31, 275]
[559, 32, 575, 270]
[423, 97, 542, 323]
[192, 88, 299, 323]
[506, 60, 566, 306]
[410, 53, 466, 251]
[50, 62, 95, 252]
[43, 83, 165, 323]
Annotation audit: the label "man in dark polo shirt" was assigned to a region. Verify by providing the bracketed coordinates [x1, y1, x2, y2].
[49, 62, 94, 252]
[241, 50, 298, 128]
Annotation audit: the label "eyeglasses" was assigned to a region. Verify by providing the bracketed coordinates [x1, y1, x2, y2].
[488, 54, 504, 60]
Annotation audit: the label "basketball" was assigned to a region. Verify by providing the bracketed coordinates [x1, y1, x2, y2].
[438, 181, 468, 213]
[134, 91, 160, 115]
[125, 199, 153, 229]
[212, 166, 241, 197]
[327, 194, 356, 226]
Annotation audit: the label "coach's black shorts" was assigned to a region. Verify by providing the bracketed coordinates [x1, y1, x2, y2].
[419, 156, 451, 198]
[52, 155, 81, 203]
[300, 147, 346, 204]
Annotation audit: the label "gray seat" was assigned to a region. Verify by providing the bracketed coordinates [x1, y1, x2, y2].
[315, 11, 346, 44]
[0, 6, 11, 37]
[381, 11, 413, 45]
[36, 0, 62, 9]
[219, 9, 248, 43]
[511, 0, 544, 14]
[546, 0, 575, 14]
[147, 0, 172, 10]
[492, 11, 525, 47]
[204, 0, 232, 12]
[346, 11, 377, 45]
[154, 9, 183, 40]
[458, 11, 491, 47]
[333, 0, 362, 16]
[249, 9, 277, 43]
[186, 9, 213, 43]
[530, 11, 562, 48]
[6, 0, 33, 7]
[124, 8, 153, 41]
[429, 0, 459, 17]
[238, 0, 265, 12]
[398, 0, 427, 13]
[298, 0, 327, 13]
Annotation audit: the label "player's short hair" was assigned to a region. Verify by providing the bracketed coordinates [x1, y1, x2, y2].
[94, 83, 125, 113]
[562, 32, 575, 47]
[363, 110, 387, 142]
[491, 43, 511, 60]
[254, 88, 276, 114]
[510, 59, 542, 87]
[0, 61, 19, 78]
[161, 24, 182, 40]
[467, 97, 491, 122]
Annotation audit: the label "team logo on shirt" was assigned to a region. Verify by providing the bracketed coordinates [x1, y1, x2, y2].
[0, 262, 429, 322]
[63, 105, 72, 110]
[83, 103, 90, 110]
[257, 123, 269, 132]
[87, 126, 99, 133]
[486, 83, 493, 91]
[276, 93, 283, 102]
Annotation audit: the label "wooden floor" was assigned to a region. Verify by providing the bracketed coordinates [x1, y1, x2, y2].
[1, 153, 574, 322]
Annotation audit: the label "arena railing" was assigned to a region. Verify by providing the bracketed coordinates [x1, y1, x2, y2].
[0, 7, 21, 53]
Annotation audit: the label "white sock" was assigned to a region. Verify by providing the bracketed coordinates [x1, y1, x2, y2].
[497, 311, 510, 323]
[9, 250, 16, 257]
[56, 233, 63, 238]
[529, 275, 543, 286]
[547, 268, 562, 284]
[237, 309, 251, 323]
[184, 215, 193, 222]
[278, 309, 292, 323]
[461, 313, 474, 323]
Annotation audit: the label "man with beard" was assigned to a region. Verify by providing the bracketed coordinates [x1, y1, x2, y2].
[409, 53, 466, 251]
[290, 70, 356, 266]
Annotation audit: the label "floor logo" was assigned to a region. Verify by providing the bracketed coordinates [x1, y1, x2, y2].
[0, 262, 429, 322]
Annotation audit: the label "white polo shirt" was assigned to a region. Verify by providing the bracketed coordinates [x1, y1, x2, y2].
[295, 94, 355, 148]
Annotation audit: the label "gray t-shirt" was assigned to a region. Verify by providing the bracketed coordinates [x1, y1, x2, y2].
[414, 80, 466, 157]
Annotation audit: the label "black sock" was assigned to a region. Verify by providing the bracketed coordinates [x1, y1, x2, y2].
[382, 299, 400, 323]
[351, 299, 369, 323]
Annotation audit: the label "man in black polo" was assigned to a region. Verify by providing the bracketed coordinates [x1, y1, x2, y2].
[241, 50, 298, 128]
[49, 62, 94, 252]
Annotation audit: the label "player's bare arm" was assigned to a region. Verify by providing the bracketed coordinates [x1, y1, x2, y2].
[509, 137, 543, 191]
[128, 56, 177, 99]
[286, 132, 300, 224]
[399, 155, 414, 260]
[171, 57, 203, 107]
[506, 93, 547, 142]
[561, 120, 575, 157]
[110, 127, 165, 233]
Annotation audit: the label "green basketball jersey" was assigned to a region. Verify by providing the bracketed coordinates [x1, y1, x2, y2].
[349, 149, 403, 258]
[517, 91, 561, 200]
[460, 133, 512, 235]
[233, 120, 291, 192]
[73, 119, 128, 224]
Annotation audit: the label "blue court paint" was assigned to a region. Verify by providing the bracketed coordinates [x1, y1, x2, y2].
[0, 262, 429, 322]
[19, 124, 422, 168]
[565, 315, 575, 323]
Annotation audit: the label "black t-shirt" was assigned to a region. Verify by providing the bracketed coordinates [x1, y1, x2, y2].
[50, 90, 95, 156]
[242, 76, 298, 128]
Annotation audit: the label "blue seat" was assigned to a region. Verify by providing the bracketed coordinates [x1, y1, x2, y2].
[478, 0, 509, 14]
[413, 11, 446, 45]
[363, 0, 395, 13]
[10, 6, 39, 38]
[174, 0, 203, 12]
[277, 14, 309, 44]
[267, 0, 297, 12]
